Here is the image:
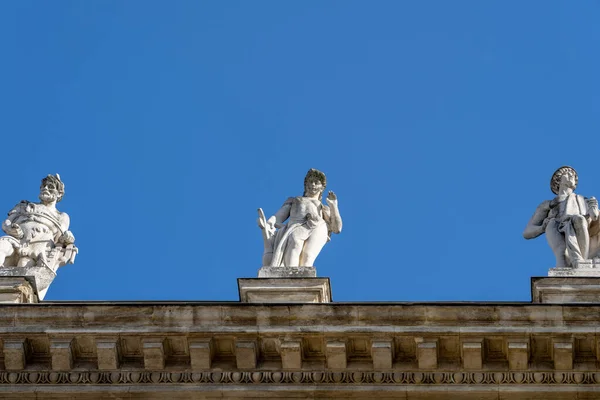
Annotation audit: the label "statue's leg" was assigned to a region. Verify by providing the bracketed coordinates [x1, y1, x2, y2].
[546, 220, 567, 268]
[0, 240, 15, 267]
[283, 237, 304, 267]
[572, 215, 590, 260]
[299, 225, 329, 267]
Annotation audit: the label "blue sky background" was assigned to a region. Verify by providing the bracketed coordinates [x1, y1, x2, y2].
[1, 1, 599, 302]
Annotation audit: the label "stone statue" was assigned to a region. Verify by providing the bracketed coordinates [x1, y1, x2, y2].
[524, 166, 600, 269]
[258, 169, 342, 268]
[0, 174, 77, 299]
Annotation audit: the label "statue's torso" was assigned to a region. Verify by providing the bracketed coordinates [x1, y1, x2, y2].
[11, 202, 63, 242]
[547, 194, 584, 219]
[289, 197, 322, 224]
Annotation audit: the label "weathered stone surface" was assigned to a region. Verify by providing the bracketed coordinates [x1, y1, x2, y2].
[552, 339, 574, 370]
[238, 277, 331, 303]
[461, 339, 483, 370]
[189, 338, 213, 369]
[280, 339, 302, 369]
[257, 266, 316, 278]
[371, 339, 393, 369]
[3, 338, 26, 370]
[235, 340, 257, 369]
[0, 302, 599, 397]
[0, 277, 36, 303]
[507, 339, 529, 370]
[326, 340, 347, 369]
[415, 338, 438, 369]
[50, 338, 73, 370]
[532, 277, 600, 303]
[96, 337, 120, 370]
[549, 262, 600, 276]
[142, 338, 166, 370]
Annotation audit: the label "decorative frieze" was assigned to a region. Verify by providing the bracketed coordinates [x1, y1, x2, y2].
[0, 370, 598, 386]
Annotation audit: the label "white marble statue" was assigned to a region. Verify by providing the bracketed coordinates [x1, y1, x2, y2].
[258, 169, 342, 267]
[0, 174, 77, 272]
[524, 166, 600, 268]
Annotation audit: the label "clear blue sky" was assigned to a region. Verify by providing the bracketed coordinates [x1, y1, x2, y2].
[1, 1, 599, 301]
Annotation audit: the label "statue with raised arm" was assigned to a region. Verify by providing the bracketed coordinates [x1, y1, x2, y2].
[524, 166, 600, 269]
[0, 175, 77, 299]
[258, 169, 342, 269]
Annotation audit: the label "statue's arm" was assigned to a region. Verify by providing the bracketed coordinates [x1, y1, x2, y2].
[523, 200, 551, 240]
[57, 213, 75, 245]
[324, 191, 342, 234]
[2, 201, 25, 238]
[267, 198, 293, 226]
[585, 196, 600, 220]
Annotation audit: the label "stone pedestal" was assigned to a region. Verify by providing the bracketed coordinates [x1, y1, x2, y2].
[0, 266, 55, 300]
[0, 277, 37, 303]
[257, 266, 316, 278]
[549, 261, 600, 277]
[532, 277, 600, 303]
[238, 278, 331, 303]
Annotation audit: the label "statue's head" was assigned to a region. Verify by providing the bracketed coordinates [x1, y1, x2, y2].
[551, 166, 578, 195]
[303, 168, 327, 200]
[39, 174, 65, 203]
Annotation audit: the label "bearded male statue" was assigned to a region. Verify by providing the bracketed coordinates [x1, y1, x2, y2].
[0, 175, 77, 299]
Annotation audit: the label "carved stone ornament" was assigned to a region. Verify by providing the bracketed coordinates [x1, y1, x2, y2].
[257, 169, 342, 269]
[0, 174, 77, 299]
[524, 166, 600, 275]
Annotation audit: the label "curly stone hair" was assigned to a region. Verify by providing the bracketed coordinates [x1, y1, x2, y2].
[550, 166, 578, 195]
[303, 168, 327, 200]
[40, 174, 65, 202]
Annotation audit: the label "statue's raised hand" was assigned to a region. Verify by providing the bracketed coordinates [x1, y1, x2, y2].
[326, 191, 338, 207]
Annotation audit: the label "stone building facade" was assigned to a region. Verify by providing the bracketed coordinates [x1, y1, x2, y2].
[0, 276, 599, 399]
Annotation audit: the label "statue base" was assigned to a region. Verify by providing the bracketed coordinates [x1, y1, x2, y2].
[238, 278, 331, 303]
[0, 265, 56, 301]
[257, 266, 316, 278]
[532, 277, 600, 303]
[549, 260, 600, 276]
[0, 277, 37, 303]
